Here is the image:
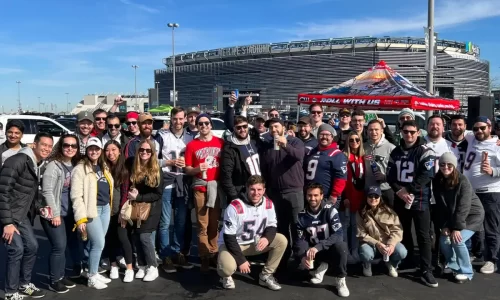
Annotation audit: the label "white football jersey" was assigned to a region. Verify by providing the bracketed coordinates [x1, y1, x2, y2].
[158, 130, 188, 174]
[218, 197, 277, 246]
[463, 135, 500, 193]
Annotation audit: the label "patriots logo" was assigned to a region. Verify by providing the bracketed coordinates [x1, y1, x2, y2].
[424, 160, 434, 170]
[225, 220, 233, 228]
[297, 230, 303, 239]
[341, 166, 347, 174]
[369, 186, 378, 193]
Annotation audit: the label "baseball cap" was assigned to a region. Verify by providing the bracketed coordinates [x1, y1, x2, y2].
[474, 116, 491, 125]
[339, 108, 351, 116]
[86, 137, 103, 150]
[265, 118, 284, 128]
[187, 106, 201, 115]
[77, 111, 94, 123]
[126, 111, 139, 120]
[298, 116, 312, 125]
[139, 113, 153, 123]
[366, 185, 382, 197]
[255, 113, 266, 122]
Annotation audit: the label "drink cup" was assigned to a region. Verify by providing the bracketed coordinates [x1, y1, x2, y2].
[405, 194, 415, 209]
[274, 135, 280, 150]
[202, 171, 207, 180]
[308, 259, 314, 269]
[383, 246, 390, 262]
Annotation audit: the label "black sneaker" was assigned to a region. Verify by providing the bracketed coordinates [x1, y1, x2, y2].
[421, 271, 439, 288]
[49, 281, 69, 294]
[19, 283, 46, 298]
[60, 277, 76, 288]
[70, 264, 83, 278]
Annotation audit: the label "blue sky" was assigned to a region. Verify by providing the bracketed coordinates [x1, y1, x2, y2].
[0, 0, 499, 113]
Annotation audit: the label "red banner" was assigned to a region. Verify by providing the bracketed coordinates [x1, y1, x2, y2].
[297, 94, 460, 111]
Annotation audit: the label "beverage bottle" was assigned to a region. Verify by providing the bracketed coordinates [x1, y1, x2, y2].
[481, 151, 489, 174]
[274, 135, 280, 150]
[80, 228, 88, 241]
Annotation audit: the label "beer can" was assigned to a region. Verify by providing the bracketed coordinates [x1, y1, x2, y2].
[80, 229, 88, 242]
[370, 160, 379, 174]
[254, 235, 261, 250]
[308, 259, 315, 269]
[482, 151, 488, 161]
[383, 253, 389, 262]
[274, 135, 280, 150]
[405, 194, 415, 210]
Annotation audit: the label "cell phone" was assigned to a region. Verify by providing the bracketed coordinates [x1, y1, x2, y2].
[234, 89, 239, 99]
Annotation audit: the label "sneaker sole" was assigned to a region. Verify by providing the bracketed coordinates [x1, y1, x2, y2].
[63, 283, 77, 288]
[143, 276, 159, 282]
[480, 269, 496, 274]
[258, 280, 281, 291]
[22, 294, 46, 299]
[175, 264, 194, 269]
[162, 267, 177, 273]
[420, 277, 439, 288]
[49, 286, 69, 294]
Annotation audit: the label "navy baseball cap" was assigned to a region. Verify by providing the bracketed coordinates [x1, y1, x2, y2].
[366, 185, 382, 197]
[474, 116, 491, 125]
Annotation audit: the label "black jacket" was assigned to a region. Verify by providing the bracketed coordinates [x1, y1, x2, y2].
[0, 142, 26, 166]
[133, 174, 164, 233]
[220, 136, 260, 201]
[259, 133, 305, 193]
[0, 147, 39, 226]
[433, 173, 484, 232]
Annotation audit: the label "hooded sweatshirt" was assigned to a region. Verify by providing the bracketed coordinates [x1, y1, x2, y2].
[364, 135, 396, 191]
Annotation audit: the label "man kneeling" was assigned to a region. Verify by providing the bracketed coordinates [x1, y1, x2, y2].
[294, 183, 350, 297]
[217, 175, 287, 290]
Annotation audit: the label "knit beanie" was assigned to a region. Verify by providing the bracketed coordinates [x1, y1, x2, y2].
[440, 152, 458, 169]
[398, 108, 415, 120]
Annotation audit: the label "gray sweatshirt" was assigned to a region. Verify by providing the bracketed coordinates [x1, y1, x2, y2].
[41, 160, 65, 217]
[363, 135, 396, 191]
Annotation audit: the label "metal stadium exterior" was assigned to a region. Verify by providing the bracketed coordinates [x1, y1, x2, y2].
[152, 36, 489, 111]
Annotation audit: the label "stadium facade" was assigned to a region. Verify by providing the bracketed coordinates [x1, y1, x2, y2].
[152, 36, 489, 111]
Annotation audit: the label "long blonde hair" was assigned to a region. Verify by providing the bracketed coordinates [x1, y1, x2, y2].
[344, 131, 364, 158]
[130, 139, 161, 188]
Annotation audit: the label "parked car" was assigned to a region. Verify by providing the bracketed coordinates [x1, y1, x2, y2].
[0, 115, 72, 145]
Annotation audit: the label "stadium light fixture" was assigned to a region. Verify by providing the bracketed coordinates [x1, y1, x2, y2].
[167, 23, 179, 107]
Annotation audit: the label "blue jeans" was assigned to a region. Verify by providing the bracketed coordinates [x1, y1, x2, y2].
[359, 242, 408, 267]
[2, 217, 38, 294]
[159, 187, 188, 258]
[86, 204, 110, 275]
[339, 211, 359, 259]
[440, 229, 475, 279]
[41, 217, 68, 283]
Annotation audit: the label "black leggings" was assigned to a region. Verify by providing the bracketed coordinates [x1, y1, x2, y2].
[117, 224, 135, 265]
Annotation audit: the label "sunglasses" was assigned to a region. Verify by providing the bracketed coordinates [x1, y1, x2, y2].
[63, 143, 78, 149]
[310, 111, 322, 115]
[198, 121, 210, 127]
[402, 130, 418, 135]
[349, 138, 360, 143]
[340, 114, 350, 118]
[367, 194, 380, 199]
[139, 148, 152, 154]
[126, 121, 137, 126]
[473, 126, 487, 132]
[95, 117, 106, 121]
[235, 124, 248, 130]
[108, 124, 121, 129]
[439, 163, 454, 168]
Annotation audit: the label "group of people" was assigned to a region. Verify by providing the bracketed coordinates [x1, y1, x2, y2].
[0, 94, 498, 299]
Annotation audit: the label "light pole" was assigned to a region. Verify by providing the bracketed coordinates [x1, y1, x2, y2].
[155, 81, 160, 107]
[131, 65, 139, 111]
[38, 96, 41, 112]
[66, 93, 70, 114]
[16, 81, 21, 114]
[425, 0, 435, 118]
[167, 23, 179, 107]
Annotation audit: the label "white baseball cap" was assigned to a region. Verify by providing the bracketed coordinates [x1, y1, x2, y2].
[86, 137, 103, 150]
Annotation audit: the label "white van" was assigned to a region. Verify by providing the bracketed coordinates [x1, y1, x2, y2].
[363, 110, 426, 132]
[0, 115, 72, 145]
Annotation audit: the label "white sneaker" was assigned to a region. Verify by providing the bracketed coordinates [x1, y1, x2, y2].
[135, 266, 146, 279]
[480, 261, 497, 274]
[310, 262, 329, 284]
[123, 269, 134, 283]
[220, 276, 235, 289]
[118, 257, 127, 269]
[110, 266, 119, 280]
[88, 275, 108, 289]
[386, 262, 398, 278]
[143, 266, 159, 282]
[334, 277, 350, 297]
[94, 273, 112, 284]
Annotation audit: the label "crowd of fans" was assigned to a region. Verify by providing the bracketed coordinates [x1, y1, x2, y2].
[0, 93, 499, 299]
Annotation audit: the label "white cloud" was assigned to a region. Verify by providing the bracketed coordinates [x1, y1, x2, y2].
[119, 0, 160, 14]
[290, 0, 500, 38]
[0, 67, 24, 75]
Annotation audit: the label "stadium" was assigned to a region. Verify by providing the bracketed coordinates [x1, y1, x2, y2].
[153, 36, 490, 111]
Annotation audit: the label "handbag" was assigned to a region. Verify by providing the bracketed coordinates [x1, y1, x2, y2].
[130, 201, 151, 228]
[120, 200, 133, 224]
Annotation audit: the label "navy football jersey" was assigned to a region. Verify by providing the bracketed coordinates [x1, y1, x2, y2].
[445, 131, 469, 173]
[293, 202, 343, 256]
[304, 146, 347, 205]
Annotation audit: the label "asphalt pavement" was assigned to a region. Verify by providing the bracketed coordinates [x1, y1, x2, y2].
[1, 218, 500, 300]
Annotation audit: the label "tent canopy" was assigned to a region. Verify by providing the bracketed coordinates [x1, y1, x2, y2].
[297, 60, 460, 111]
[149, 104, 173, 113]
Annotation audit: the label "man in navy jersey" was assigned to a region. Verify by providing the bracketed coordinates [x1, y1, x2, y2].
[297, 116, 318, 156]
[387, 120, 438, 288]
[220, 116, 261, 201]
[294, 183, 349, 297]
[304, 124, 347, 208]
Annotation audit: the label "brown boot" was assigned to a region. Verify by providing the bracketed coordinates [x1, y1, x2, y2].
[200, 256, 211, 273]
[173, 253, 193, 269]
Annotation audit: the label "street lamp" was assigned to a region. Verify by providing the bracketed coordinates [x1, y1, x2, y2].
[167, 22, 179, 107]
[38, 96, 41, 112]
[131, 65, 139, 111]
[66, 93, 70, 114]
[425, 0, 435, 119]
[155, 81, 160, 107]
[16, 81, 21, 114]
